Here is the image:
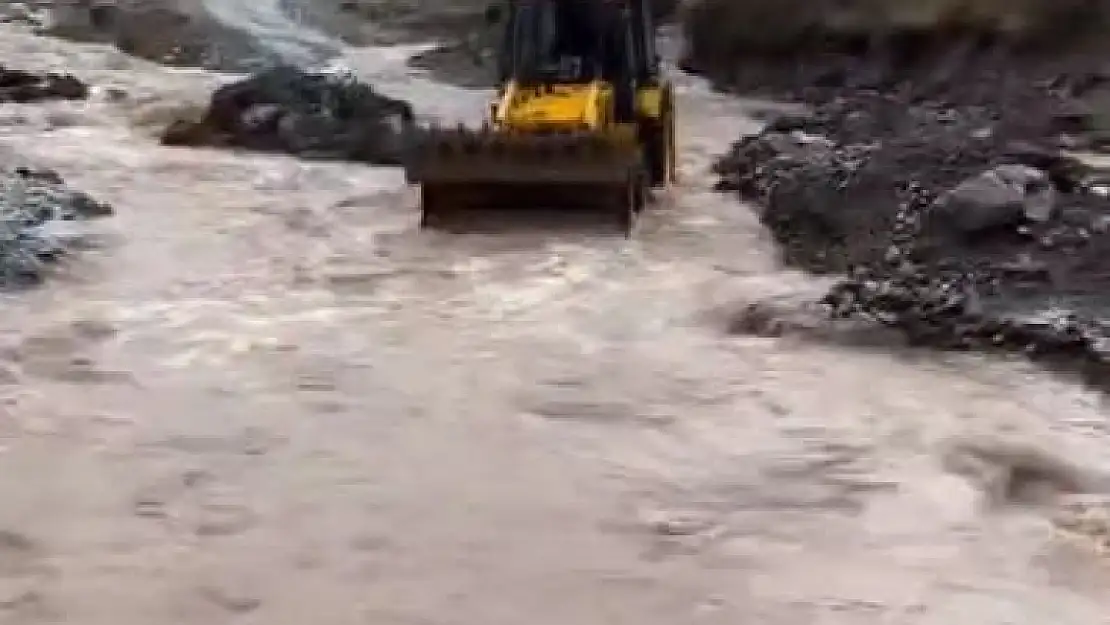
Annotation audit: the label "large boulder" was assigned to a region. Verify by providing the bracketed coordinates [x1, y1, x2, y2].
[161, 65, 415, 165]
[925, 164, 1056, 236]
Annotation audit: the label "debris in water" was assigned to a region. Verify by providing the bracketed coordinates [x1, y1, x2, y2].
[0, 64, 88, 103]
[0, 164, 113, 287]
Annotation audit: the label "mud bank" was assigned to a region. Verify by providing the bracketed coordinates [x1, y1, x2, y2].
[688, 0, 1110, 388]
[18, 0, 491, 78]
[679, 0, 1110, 93]
[10, 0, 276, 71]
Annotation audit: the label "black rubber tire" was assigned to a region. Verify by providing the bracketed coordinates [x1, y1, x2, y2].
[419, 185, 438, 229]
[633, 169, 647, 213]
[617, 178, 637, 238]
[644, 92, 673, 188]
[644, 124, 667, 188]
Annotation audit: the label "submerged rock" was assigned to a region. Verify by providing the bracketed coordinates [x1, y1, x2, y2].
[161, 65, 415, 165]
[0, 163, 113, 287]
[0, 65, 88, 103]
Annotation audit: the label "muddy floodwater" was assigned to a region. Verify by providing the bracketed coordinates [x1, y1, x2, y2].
[1, 18, 1110, 625]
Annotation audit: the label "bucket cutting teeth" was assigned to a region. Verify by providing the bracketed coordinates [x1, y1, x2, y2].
[406, 125, 641, 184]
[404, 123, 647, 236]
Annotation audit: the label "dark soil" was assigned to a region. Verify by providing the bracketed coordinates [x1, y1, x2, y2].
[699, 28, 1110, 389]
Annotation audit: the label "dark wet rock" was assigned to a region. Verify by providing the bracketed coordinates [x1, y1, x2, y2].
[1002, 140, 1089, 193]
[0, 163, 113, 287]
[928, 164, 1056, 235]
[0, 65, 88, 103]
[161, 65, 415, 165]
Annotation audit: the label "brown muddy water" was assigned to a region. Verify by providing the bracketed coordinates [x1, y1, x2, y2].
[1, 21, 1110, 625]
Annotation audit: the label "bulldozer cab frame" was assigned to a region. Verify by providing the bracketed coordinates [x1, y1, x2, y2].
[405, 0, 674, 236]
[488, 0, 660, 94]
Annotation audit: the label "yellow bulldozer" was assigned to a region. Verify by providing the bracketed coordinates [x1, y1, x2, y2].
[403, 0, 677, 235]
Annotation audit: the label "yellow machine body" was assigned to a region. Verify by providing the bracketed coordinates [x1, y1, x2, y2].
[496, 80, 622, 130]
[403, 0, 677, 234]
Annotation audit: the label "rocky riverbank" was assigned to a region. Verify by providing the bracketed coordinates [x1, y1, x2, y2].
[6, 0, 501, 74]
[684, 0, 1110, 388]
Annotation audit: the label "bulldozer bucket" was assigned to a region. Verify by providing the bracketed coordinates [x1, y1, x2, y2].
[404, 125, 647, 234]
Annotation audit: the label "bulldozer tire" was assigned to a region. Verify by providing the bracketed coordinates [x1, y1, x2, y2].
[644, 124, 667, 188]
[418, 185, 441, 229]
[617, 176, 642, 237]
[634, 169, 648, 213]
[644, 95, 674, 188]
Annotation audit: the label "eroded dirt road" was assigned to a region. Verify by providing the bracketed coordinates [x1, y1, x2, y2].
[1, 23, 1110, 625]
